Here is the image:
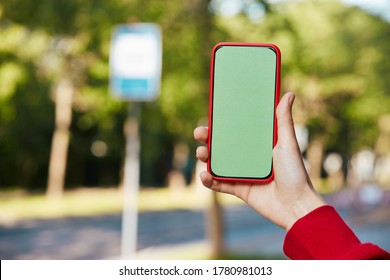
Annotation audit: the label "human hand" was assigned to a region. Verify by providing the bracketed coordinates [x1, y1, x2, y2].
[194, 92, 326, 230]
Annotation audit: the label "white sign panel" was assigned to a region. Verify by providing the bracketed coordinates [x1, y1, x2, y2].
[110, 23, 162, 101]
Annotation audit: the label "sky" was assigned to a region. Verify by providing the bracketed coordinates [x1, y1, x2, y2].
[210, 0, 390, 22]
[341, 0, 390, 21]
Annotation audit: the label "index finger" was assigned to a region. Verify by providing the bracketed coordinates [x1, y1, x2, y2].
[193, 126, 208, 144]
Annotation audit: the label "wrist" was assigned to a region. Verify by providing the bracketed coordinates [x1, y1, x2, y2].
[284, 190, 327, 231]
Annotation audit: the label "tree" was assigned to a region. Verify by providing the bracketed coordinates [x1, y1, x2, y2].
[0, 17, 54, 188]
[1, 1, 127, 193]
[213, 0, 390, 188]
[0, 0, 218, 192]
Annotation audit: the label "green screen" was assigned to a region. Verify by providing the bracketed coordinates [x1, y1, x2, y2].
[210, 45, 277, 179]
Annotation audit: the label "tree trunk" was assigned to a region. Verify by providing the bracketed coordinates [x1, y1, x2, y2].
[46, 78, 74, 200]
[207, 191, 225, 259]
[306, 137, 324, 188]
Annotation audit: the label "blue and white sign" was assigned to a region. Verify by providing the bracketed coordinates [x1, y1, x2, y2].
[110, 23, 162, 101]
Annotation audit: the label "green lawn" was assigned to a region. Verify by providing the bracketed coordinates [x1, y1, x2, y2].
[0, 187, 241, 222]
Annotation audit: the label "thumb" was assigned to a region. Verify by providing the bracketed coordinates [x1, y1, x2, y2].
[276, 92, 299, 150]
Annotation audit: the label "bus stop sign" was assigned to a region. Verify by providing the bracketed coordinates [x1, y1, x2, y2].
[110, 23, 162, 101]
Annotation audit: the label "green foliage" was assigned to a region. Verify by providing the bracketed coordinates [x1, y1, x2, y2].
[1, 0, 390, 189]
[214, 0, 390, 155]
[0, 0, 215, 189]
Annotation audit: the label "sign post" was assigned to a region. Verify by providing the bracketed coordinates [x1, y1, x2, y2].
[109, 23, 162, 258]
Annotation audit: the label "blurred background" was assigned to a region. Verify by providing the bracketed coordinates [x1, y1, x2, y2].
[1, 0, 390, 260]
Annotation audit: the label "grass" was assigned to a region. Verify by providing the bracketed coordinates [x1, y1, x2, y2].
[0, 186, 242, 223]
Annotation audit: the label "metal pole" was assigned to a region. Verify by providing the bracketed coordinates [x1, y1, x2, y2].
[121, 102, 141, 259]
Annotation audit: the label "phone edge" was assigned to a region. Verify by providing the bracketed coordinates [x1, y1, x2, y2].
[207, 42, 281, 185]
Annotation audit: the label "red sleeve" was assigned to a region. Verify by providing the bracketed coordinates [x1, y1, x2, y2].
[283, 205, 390, 260]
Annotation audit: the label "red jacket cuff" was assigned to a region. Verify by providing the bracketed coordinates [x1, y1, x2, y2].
[283, 205, 390, 259]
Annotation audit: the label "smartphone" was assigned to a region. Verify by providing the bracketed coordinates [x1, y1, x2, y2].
[208, 42, 281, 183]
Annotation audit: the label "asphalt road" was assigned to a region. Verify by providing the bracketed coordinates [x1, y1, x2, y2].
[1, 198, 389, 260]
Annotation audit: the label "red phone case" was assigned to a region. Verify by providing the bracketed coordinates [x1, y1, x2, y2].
[207, 42, 281, 184]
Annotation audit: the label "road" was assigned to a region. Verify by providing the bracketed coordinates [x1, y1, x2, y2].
[1, 199, 389, 259]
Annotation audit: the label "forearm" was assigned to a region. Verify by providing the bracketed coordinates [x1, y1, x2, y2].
[283, 205, 390, 260]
